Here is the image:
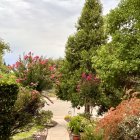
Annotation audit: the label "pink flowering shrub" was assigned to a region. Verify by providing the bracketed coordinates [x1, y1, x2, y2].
[10, 52, 55, 91]
[76, 72, 100, 106]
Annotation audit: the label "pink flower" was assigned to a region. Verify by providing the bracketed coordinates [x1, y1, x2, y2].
[40, 60, 46, 65]
[12, 64, 16, 69]
[49, 65, 55, 71]
[82, 73, 86, 79]
[50, 74, 55, 79]
[86, 75, 92, 81]
[45, 59, 48, 63]
[15, 61, 22, 68]
[24, 55, 29, 60]
[33, 56, 39, 61]
[28, 52, 32, 55]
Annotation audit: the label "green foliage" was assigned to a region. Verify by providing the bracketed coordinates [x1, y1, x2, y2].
[11, 87, 43, 135]
[0, 82, 19, 140]
[56, 0, 106, 109]
[0, 72, 18, 85]
[12, 125, 45, 140]
[68, 116, 88, 135]
[78, 112, 92, 120]
[35, 110, 53, 125]
[0, 39, 10, 66]
[81, 121, 103, 140]
[64, 115, 72, 122]
[92, 0, 140, 109]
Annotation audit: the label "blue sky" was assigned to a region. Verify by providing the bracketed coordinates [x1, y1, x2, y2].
[0, 0, 120, 64]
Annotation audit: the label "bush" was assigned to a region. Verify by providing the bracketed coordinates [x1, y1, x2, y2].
[0, 82, 19, 140]
[96, 98, 140, 140]
[35, 110, 53, 125]
[68, 116, 88, 135]
[11, 87, 43, 134]
[110, 115, 140, 140]
[81, 121, 103, 140]
[64, 115, 72, 122]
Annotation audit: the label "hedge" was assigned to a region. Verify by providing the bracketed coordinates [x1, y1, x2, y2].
[0, 83, 19, 140]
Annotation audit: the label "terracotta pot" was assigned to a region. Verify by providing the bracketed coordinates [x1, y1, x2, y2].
[72, 134, 80, 140]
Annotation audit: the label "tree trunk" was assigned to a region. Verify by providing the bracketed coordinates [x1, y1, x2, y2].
[85, 103, 90, 114]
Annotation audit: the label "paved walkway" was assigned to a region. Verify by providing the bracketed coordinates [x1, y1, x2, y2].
[47, 117, 69, 140]
[43, 97, 98, 140]
[43, 98, 84, 140]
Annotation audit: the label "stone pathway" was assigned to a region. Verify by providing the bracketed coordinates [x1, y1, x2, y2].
[43, 98, 84, 140]
[47, 117, 69, 140]
[43, 97, 98, 140]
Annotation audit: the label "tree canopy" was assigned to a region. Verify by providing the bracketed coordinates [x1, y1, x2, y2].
[92, 0, 140, 108]
[0, 39, 9, 66]
[56, 0, 106, 110]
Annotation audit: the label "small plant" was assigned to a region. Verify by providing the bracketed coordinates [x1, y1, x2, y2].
[81, 122, 103, 140]
[64, 115, 72, 122]
[68, 116, 88, 135]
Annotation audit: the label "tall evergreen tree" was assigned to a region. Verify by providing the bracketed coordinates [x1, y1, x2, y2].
[56, 0, 106, 112]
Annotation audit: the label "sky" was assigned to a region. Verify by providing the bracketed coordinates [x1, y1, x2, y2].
[0, 0, 120, 65]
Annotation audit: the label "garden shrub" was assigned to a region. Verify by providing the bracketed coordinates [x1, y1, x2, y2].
[96, 98, 140, 140]
[68, 115, 89, 135]
[81, 122, 103, 140]
[0, 83, 19, 140]
[110, 115, 140, 140]
[12, 87, 43, 134]
[35, 110, 53, 125]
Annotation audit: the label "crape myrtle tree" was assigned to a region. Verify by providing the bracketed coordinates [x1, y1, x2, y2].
[56, 0, 106, 113]
[10, 52, 55, 92]
[92, 0, 140, 109]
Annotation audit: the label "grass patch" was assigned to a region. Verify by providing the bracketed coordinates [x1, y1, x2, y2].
[12, 125, 45, 140]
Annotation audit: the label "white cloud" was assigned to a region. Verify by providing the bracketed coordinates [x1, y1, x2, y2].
[1, 0, 119, 64]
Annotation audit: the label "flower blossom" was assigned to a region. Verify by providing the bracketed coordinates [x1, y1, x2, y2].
[82, 73, 86, 79]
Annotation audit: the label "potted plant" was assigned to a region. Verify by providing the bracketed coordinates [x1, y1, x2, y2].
[64, 115, 72, 122]
[68, 116, 87, 140]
